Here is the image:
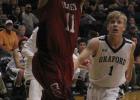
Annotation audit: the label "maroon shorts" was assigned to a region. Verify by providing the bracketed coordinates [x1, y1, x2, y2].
[32, 52, 74, 100]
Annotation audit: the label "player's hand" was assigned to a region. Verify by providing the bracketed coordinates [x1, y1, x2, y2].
[74, 59, 90, 71]
[81, 59, 90, 66]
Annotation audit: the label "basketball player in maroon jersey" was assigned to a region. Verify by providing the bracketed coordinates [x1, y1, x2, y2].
[32, 0, 85, 100]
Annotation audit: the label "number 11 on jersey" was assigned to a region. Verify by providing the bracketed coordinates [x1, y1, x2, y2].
[65, 13, 75, 33]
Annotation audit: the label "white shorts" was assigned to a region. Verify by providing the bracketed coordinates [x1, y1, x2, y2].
[87, 82, 120, 100]
[27, 79, 43, 100]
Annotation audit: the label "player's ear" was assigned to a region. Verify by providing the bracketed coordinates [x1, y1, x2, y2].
[123, 24, 127, 32]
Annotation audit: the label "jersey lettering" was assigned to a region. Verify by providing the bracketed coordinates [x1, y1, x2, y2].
[99, 56, 126, 65]
[62, 2, 77, 11]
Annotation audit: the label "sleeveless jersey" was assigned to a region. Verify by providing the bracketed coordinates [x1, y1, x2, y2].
[37, 0, 81, 57]
[89, 35, 133, 88]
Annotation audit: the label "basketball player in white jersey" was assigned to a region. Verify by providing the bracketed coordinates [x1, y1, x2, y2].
[22, 27, 42, 100]
[75, 11, 136, 100]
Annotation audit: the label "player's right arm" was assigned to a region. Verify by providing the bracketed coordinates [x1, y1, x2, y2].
[75, 37, 99, 69]
[38, 0, 49, 9]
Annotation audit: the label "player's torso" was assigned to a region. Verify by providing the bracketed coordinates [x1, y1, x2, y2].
[89, 35, 133, 87]
[40, 0, 81, 56]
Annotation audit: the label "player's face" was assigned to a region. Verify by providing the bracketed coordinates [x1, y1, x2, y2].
[107, 17, 126, 36]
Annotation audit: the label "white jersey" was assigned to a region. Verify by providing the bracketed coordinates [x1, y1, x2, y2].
[89, 35, 133, 88]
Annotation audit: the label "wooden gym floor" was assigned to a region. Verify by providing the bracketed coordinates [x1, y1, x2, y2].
[74, 91, 140, 100]
[121, 91, 140, 100]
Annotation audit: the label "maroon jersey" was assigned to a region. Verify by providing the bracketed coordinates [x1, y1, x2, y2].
[37, 0, 82, 57]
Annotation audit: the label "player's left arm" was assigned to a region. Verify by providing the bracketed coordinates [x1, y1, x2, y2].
[125, 42, 136, 83]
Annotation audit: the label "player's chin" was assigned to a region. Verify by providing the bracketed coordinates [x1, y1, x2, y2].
[111, 32, 122, 36]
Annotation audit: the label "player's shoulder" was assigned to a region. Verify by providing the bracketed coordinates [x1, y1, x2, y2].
[124, 37, 133, 44]
[88, 36, 98, 43]
[98, 35, 106, 41]
[124, 37, 136, 50]
[88, 35, 104, 44]
[87, 36, 103, 51]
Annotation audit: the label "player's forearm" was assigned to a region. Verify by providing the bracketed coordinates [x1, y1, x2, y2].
[74, 59, 88, 72]
[125, 56, 134, 83]
[125, 66, 133, 83]
[78, 50, 88, 65]
[77, 49, 91, 69]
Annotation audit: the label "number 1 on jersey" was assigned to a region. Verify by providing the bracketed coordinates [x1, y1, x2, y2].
[109, 66, 114, 76]
[66, 13, 75, 33]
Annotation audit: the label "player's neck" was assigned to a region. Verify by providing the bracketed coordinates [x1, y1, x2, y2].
[107, 35, 123, 49]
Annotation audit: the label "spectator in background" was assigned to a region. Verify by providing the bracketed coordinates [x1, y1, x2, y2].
[79, 11, 96, 39]
[0, 0, 2, 6]
[131, 35, 140, 64]
[127, 17, 139, 33]
[128, 17, 137, 27]
[82, 0, 94, 14]
[7, 39, 26, 87]
[20, 5, 25, 13]
[108, 3, 120, 12]
[9, 0, 17, 7]
[115, 0, 129, 7]
[0, 20, 25, 87]
[16, 25, 28, 43]
[2, 0, 13, 15]
[125, 3, 136, 17]
[22, 4, 39, 37]
[135, 0, 140, 11]
[124, 25, 139, 40]
[74, 38, 88, 57]
[8, 6, 23, 28]
[0, 20, 18, 56]
[0, 7, 7, 27]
